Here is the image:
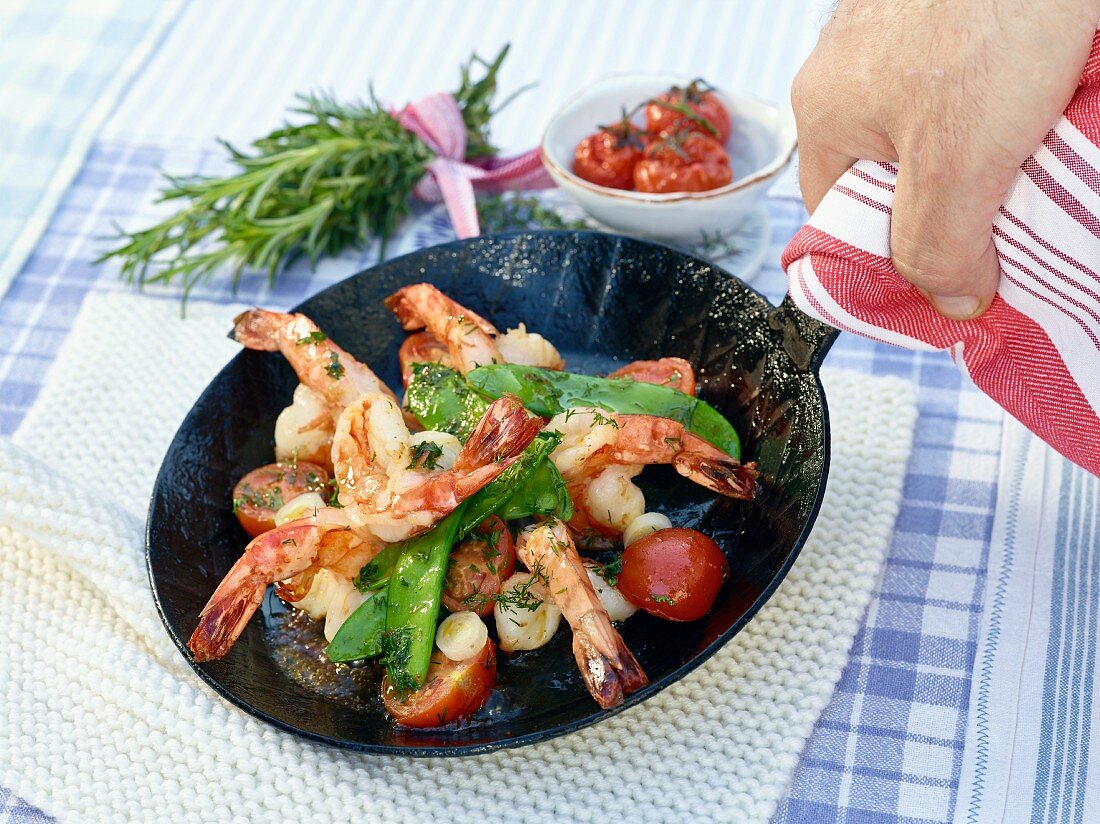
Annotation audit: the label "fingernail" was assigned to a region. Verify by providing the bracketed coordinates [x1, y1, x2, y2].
[928, 294, 982, 320]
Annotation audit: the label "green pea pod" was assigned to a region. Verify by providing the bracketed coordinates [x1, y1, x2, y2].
[459, 430, 570, 528]
[494, 458, 572, 521]
[405, 362, 487, 439]
[404, 362, 572, 520]
[466, 363, 741, 459]
[382, 505, 466, 692]
[325, 592, 387, 663]
[353, 544, 402, 592]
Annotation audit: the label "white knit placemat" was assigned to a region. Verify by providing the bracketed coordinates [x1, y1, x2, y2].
[0, 291, 916, 823]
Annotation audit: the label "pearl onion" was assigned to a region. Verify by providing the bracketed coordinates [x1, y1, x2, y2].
[584, 564, 638, 622]
[274, 492, 327, 526]
[435, 611, 489, 662]
[494, 572, 562, 652]
[622, 512, 673, 547]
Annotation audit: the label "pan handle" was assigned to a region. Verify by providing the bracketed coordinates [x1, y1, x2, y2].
[768, 294, 839, 373]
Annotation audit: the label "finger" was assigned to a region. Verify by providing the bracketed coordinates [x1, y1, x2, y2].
[890, 156, 1004, 320]
[796, 140, 858, 215]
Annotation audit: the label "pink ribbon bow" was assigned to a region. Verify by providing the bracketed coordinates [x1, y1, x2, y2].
[393, 92, 554, 238]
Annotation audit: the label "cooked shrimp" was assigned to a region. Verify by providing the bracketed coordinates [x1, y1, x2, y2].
[608, 357, 695, 395]
[516, 519, 647, 708]
[274, 383, 333, 466]
[232, 308, 397, 416]
[568, 464, 646, 538]
[496, 323, 565, 370]
[188, 508, 382, 661]
[398, 330, 453, 386]
[333, 392, 546, 543]
[547, 407, 757, 499]
[385, 284, 502, 372]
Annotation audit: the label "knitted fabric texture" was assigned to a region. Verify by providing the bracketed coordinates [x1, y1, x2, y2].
[0, 292, 916, 823]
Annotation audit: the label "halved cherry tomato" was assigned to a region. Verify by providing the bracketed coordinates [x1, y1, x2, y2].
[442, 516, 516, 616]
[231, 461, 329, 537]
[633, 132, 733, 194]
[572, 111, 649, 189]
[645, 79, 731, 143]
[617, 527, 728, 621]
[382, 639, 497, 727]
[398, 331, 452, 387]
[608, 357, 696, 396]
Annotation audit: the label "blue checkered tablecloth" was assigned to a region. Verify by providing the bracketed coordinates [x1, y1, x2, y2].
[0, 1, 1013, 820]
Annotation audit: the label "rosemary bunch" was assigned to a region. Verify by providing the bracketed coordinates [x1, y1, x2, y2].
[99, 46, 514, 298]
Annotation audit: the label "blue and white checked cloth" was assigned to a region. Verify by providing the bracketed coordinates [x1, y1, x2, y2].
[3, 1, 1096, 820]
[0, 0, 178, 296]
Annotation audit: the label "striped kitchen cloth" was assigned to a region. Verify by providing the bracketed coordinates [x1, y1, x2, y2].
[782, 30, 1100, 477]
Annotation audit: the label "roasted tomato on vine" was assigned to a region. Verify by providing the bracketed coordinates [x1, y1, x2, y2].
[441, 516, 517, 616]
[572, 109, 648, 189]
[231, 461, 329, 537]
[633, 131, 733, 194]
[382, 639, 497, 728]
[645, 79, 731, 143]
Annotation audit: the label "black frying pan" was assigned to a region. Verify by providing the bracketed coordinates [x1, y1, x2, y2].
[146, 230, 837, 755]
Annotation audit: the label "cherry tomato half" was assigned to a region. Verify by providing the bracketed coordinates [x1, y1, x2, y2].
[633, 132, 733, 194]
[442, 516, 516, 617]
[608, 357, 696, 396]
[617, 527, 728, 621]
[231, 461, 329, 537]
[645, 80, 731, 143]
[398, 331, 452, 387]
[382, 639, 497, 728]
[573, 112, 649, 189]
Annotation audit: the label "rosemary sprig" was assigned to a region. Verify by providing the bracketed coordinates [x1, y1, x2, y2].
[98, 46, 516, 300]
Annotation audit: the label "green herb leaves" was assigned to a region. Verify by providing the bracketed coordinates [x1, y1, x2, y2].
[99, 47, 517, 301]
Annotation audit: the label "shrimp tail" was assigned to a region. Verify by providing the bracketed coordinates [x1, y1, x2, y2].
[674, 452, 759, 500]
[188, 567, 266, 662]
[230, 308, 283, 350]
[188, 522, 323, 661]
[455, 394, 547, 472]
[572, 615, 649, 709]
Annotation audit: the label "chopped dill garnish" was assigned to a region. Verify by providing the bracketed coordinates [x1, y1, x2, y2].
[590, 410, 619, 429]
[591, 553, 623, 587]
[407, 440, 444, 470]
[324, 351, 345, 380]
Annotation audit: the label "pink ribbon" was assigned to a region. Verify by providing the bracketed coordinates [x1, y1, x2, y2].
[393, 92, 554, 238]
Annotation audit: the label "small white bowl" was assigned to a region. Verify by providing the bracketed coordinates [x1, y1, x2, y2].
[541, 74, 796, 243]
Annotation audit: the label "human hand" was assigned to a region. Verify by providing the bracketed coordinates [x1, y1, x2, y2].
[792, 0, 1099, 319]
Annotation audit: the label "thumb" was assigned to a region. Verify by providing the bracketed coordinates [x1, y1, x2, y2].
[890, 158, 1004, 320]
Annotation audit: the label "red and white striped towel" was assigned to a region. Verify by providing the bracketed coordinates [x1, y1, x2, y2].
[783, 31, 1100, 476]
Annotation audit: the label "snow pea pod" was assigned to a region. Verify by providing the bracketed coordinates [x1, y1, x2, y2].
[326, 592, 387, 663]
[404, 363, 572, 519]
[465, 363, 741, 459]
[382, 505, 467, 692]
